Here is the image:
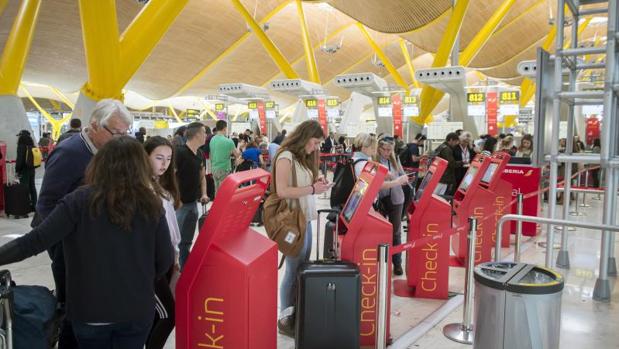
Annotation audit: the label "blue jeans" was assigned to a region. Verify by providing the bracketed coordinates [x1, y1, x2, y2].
[176, 202, 198, 269]
[72, 321, 152, 349]
[280, 221, 313, 310]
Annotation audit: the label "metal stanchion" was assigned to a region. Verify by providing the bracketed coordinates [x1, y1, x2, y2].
[515, 194, 524, 262]
[580, 168, 591, 207]
[375, 244, 389, 349]
[444, 218, 477, 345]
[570, 172, 584, 216]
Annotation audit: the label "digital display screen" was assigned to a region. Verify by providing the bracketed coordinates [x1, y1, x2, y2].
[343, 179, 369, 223]
[215, 103, 225, 111]
[326, 98, 339, 107]
[265, 101, 275, 109]
[500, 91, 520, 103]
[481, 163, 498, 184]
[377, 96, 391, 105]
[403, 96, 418, 104]
[414, 171, 433, 202]
[459, 167, 478, 192]
[305, 99, 318, 108]
[467, 92, 485, 103]
[247, 102, 258, 110]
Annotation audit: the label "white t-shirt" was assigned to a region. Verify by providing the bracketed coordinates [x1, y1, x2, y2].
[162, 195, 181, 255]
[277, 150, 316, 222]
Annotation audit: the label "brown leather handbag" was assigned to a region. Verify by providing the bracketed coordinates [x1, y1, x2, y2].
[263, 154, 307, 257]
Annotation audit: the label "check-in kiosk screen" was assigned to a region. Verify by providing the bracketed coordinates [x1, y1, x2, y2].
[481, 163, 498, 184]
[459, 167, 478, 192]
[415, 171, 433, 202]
[343, 179, 369, 222]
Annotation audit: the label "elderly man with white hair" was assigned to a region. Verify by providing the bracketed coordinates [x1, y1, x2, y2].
[453, 130, 477, 187]
[32, 99, 132, 349]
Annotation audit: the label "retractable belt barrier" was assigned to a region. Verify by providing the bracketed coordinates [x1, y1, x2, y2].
[391, 164, 600, 257]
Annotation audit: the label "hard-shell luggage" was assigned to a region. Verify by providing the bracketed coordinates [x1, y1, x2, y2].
[295, 209, 360, 349]
[4, 183, 30, 218]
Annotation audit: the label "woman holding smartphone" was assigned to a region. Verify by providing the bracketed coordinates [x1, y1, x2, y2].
[272, 120, 331, 337]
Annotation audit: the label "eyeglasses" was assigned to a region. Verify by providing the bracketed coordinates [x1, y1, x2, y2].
[103, 125, 128, 137]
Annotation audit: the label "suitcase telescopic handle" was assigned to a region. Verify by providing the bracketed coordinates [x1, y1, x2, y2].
[316, 209, 341, 261]
[0, 270, 10, 289]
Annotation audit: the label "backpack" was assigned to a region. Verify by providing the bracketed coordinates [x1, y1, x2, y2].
[329, 158, 365, 209]
[31, 147, 42, 168]
[427, 143, 448, 167]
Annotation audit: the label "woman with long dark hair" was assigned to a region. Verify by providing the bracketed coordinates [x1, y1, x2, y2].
[273, 120, 331, 336]
[144, 136, 181, 349]
[0, 137, 174, 349]
[516, 134, 534, 158]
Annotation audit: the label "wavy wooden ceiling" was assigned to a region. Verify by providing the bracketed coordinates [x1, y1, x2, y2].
[310, 0, 452, 33]
[0, 0, 608, 105]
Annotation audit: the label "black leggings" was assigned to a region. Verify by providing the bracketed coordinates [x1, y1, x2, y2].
[146, 272, 175, 349]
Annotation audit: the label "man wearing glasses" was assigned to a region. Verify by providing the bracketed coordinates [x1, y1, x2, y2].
[32, 99, 132, 349]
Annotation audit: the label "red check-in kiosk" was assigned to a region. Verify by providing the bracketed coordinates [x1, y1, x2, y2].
[338, 161, 391, 347]
[451, 154, 492, 266]
[452, 153, 511, 266]
[487, 153, 513, 248]
[394, 158, 452, 299]
[176, 169, 277, 349]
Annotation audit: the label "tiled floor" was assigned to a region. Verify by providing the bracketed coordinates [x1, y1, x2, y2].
[0, 172, 617, 348]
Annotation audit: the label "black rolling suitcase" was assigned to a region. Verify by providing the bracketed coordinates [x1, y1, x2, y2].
[4, 182, 30, 218]
[295, 209, 360, 349]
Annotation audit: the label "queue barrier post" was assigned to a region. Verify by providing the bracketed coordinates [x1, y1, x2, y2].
[515, 194, 524, 263]
[375, 244, 390, 349]
[443, 217, 477, 345]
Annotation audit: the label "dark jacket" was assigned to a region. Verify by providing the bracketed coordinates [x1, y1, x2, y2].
[437, 142, 458, 185]
[56, 129, 81, 145]
[0, 186, 173, 323]
[453, 145, 476, 186]
[36, 132, 93, 219]
[16, 135, 35, 174]
[321, 137, 335, 153]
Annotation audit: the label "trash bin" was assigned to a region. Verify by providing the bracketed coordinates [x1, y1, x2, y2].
[474, 262, 564, 349]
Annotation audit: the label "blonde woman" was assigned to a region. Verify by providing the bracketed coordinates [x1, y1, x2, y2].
[352, 133, 408, 275]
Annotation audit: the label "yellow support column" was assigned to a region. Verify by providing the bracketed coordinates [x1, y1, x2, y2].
[21, 87, 71, 140]
[117, 0, 189, 91]
[459, 0, 517, 65]
[231, 0, 299, 79]
[399, 39, 420, 89]
[78, 0, 121, 100]
[296, 0, 320, 83]
[357, 23, 409, 93]
[0, 0, 42, 95]
[50, 86, 75, 109]
[420, 0, 517, 123]
[419, 0, 470, 118]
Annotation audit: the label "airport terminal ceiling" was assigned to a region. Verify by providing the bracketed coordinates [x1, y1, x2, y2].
[0, 0, 609, 112]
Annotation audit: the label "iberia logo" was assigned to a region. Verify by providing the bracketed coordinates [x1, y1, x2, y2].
[524, 170, 534, 177]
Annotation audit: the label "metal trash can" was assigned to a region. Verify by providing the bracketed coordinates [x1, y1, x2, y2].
[474, 262, 564, 349]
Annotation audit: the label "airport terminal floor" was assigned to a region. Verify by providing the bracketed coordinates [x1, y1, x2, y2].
[1, 170, 616, 349]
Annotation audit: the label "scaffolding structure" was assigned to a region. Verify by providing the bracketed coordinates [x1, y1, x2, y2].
[542, 0, 618, 301]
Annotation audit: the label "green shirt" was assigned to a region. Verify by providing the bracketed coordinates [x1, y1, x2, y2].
[210, 134, 235, 171]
